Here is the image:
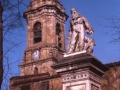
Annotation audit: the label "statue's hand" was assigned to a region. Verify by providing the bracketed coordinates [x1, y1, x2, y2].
[86, 30, 93, 35]
[88, 28, 93, 35]
[89, 31, 93, 35]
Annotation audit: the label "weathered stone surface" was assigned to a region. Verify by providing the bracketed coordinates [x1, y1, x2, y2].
[52, 53, 108, 90]
[101, 62, 120, 90]
[10, 0, 67, 90]
[53, 53, 108, 76]
[10, 73, 62, 90]
[19, 0, 68, 76]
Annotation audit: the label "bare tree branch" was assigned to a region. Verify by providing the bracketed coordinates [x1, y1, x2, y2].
[0, 0, 30, 89]
[101, 16, 120, 43]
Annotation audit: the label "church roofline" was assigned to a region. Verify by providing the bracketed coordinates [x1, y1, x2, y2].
[10, 73, 60, 86]
[105, 61, 120, 68]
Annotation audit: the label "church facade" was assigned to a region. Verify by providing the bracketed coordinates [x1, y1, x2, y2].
[10, 0, 120, 90]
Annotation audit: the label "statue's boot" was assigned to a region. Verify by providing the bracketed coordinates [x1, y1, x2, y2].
[79, 44, 84, 51]
[74, 42, 79, 52]
[68, 44, 74, 53]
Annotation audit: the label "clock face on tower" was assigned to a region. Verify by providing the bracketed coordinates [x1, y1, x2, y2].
[32, 50, 40, 60]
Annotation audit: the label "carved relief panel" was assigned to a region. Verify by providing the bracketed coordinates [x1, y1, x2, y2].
[91, 85, 99, 90]
[67, 84, 86, 90]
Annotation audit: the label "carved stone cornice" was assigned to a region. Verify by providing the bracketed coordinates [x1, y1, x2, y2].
[24, 5, 68, 22]
[19, 57, 58, 68]
[52, 53, 108, 76]
[26, 43, 65, 53]
[28, 0, 64, 12]
[62, 70, 101, 84]
[10, 73, 60, 86]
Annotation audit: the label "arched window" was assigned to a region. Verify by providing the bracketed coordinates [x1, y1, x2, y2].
[58, 43, 62, 48]
[56, 23, 61, 35]
[33, 22, 42, 43]
[34, 67, 38, 74]
[56, 23, 62, 48]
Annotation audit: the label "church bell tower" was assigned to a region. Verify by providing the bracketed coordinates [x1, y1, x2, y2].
[10, 0, 67, 90]
[20, 0, 68, 76]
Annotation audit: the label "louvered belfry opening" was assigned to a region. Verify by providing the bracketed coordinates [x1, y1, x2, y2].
[33, 22, 42, 43]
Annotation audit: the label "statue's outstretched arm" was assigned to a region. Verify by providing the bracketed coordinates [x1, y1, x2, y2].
[68, 22, 73, 39]
[82, 16, 94, 35]
[67, 23, 73, 50]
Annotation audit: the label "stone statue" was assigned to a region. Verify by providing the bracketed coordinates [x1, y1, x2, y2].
[67, 8, 95, 54]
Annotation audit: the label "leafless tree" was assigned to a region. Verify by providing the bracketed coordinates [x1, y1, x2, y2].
[0, 3, 3, 90]
[102, 16, 120, 43]
[0, 0, 30, 89]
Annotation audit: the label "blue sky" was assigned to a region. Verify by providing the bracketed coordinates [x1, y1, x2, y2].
[60, 0, 120, 63]
[5, 0, 120, 78]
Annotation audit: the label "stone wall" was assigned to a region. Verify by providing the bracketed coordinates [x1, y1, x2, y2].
[101, 62, 120, 90]
[10, 73, 62, 90]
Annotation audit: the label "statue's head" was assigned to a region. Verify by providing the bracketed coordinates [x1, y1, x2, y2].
[71, 8, 81, 18]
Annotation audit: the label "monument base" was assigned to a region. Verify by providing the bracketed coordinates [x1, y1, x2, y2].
[52, 53, 108, 90]
[64, 50, 87, 57]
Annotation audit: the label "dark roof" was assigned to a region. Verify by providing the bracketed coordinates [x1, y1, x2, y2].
[10, 73, 60, 86]
[10, 72, 50, 80]
[105, 61, 120, 68]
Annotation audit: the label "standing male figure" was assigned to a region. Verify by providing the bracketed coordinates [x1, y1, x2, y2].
[68, 8, 94, 53]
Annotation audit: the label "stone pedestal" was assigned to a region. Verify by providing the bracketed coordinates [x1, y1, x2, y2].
[52, 53, 108, 90]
